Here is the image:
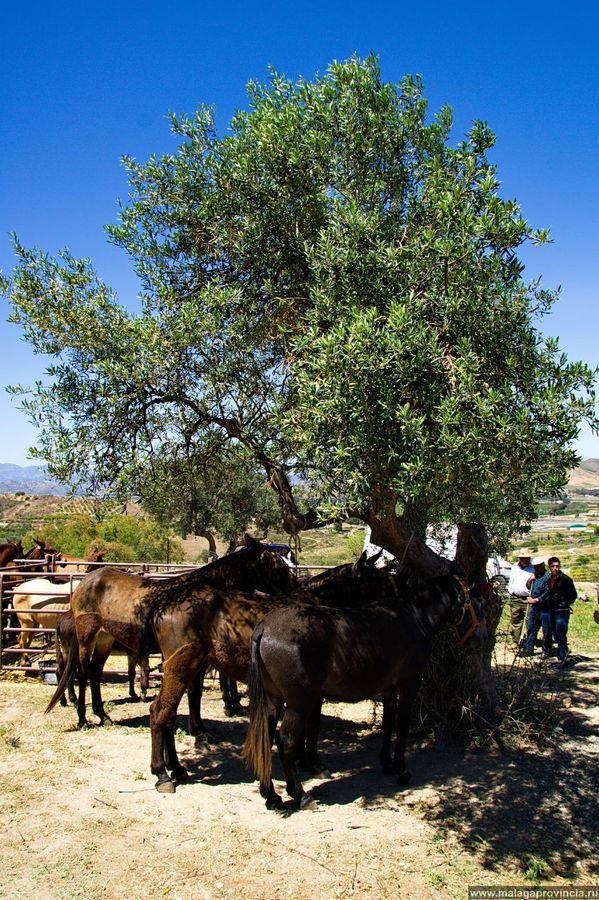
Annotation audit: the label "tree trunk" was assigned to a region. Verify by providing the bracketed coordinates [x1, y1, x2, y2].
[195, 529, 217, 559]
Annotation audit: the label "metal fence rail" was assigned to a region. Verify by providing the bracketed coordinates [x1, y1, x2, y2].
[0, 557, 330, 680]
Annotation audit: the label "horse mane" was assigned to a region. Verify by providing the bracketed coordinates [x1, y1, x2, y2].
[137, 537, 281, 657]
[303, 566, 410, 609]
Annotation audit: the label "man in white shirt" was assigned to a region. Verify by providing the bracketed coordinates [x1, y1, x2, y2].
[508, 549, 534, 650]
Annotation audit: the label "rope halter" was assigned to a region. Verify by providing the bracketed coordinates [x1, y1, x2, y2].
[452, 576, 484, 646]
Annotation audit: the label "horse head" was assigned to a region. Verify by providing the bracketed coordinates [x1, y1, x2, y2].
[0, 540, 24, 566]
[84, 548, 106, 571]
[31, 538, 60, 558]
[351, 549, 383, 576]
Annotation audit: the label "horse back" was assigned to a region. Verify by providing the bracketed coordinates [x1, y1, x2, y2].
[257, 604, 430, 705]
[70, 566, 148, 621]
[12, 578, 72, 611]
[152, 586, 289, 676]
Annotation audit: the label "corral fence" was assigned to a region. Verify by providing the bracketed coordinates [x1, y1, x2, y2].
[0, 557, 329, 686]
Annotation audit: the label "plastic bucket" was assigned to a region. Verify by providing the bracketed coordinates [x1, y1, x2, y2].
[39, 660, 57, 685]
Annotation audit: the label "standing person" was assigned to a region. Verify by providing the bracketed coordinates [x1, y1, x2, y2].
[543, 556, 577, 667]
[523, 557, 549, 655]
[508, 549, 534, 650]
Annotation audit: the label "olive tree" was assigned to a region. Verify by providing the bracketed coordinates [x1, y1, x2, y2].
[136, 441, 281, 556]
[3, 55, 596, 581]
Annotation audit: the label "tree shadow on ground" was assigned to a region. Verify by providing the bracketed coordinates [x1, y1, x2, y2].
[411, 655, 599, 879]
[102, 660, 598, 877]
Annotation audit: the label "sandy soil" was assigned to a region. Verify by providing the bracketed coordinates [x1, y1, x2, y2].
[1, 653, 598, 900]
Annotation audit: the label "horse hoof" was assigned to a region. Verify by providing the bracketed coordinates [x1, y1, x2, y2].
[266, 795, 285, 811]
[171, 766, 189, 782]
[155, 777, 176, 794]
[397, 769, 412, 786]
[311, 764, 331, 779]
[194, 734, 211, 750]
[299, 792, 317, 810]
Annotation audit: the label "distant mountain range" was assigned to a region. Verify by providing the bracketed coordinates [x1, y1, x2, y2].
[1, 459, 599, 497]
[0, 463, 72, 496]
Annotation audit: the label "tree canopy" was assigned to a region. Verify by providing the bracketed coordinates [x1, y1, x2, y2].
[136, 442, 281, 555]
[3, 55, 596, 574]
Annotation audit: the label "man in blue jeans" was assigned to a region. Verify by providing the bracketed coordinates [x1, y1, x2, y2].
[523, 557, 549, 654]
[542, 556, 577, 667]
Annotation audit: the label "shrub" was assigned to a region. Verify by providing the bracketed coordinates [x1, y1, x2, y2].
[24, 514, 183, 562]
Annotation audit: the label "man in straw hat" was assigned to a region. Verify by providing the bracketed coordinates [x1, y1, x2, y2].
[508, 548, 534, 650]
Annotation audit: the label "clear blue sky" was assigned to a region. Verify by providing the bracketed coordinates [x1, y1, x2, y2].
[1, 0, 598, 466]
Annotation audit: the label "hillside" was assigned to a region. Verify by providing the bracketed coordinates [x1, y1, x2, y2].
[0, 464, 71, 496]
[0, 493, 123, 528]
[1, 458, 598, 557]
[3, 458, 599, 497]
[567, 458, 599, 489]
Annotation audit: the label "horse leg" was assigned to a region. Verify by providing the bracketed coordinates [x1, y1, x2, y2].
[74, 614, 103, 729]
[220, 675, 243, 716]
[76, 666, 90, 728]
[56, 627, 76, 705]
[392, 681, 421, 786]
[56, 617, 77, 705]
[258, 696, 285, 811]
[139, 654, 150, 701]
[150, 644, 206, 792]
[297, 701, 329, 777]
[55, 631, 67, 706]
[187, 666, 212, 748]
[277, 706, 315, 809]
[127, 653, 138, 699]
[88, 643, 113, 726]
[380, 692, 398, 775]
[18, 623, 32, 666]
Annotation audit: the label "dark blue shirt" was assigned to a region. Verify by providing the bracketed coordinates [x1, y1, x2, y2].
[529, 570, 550, 609]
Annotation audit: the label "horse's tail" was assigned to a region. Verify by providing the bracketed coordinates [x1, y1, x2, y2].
[242, 623, 272, 787]
[45, 629, 79, 714]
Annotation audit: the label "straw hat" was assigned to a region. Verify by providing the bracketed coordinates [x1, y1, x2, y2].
[532, 557, 545, 566]
[516, 548, 533, 558]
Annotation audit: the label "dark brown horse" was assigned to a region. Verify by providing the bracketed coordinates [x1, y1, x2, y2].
[141, 557, 412, 793]
[0, 540, 24, 569]
[46, 538, 296, 732]
[243, 574, 487, 811]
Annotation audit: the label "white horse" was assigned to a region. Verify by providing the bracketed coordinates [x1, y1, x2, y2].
[11, 578, 72, 658]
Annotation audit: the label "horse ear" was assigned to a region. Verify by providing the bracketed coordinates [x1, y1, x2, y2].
[244, 533, 258, 547]
[352, 550, 368, 575]
[368, 549, 383, 567]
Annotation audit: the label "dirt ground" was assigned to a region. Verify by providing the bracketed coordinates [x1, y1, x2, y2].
[1, 652, 598, 900]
